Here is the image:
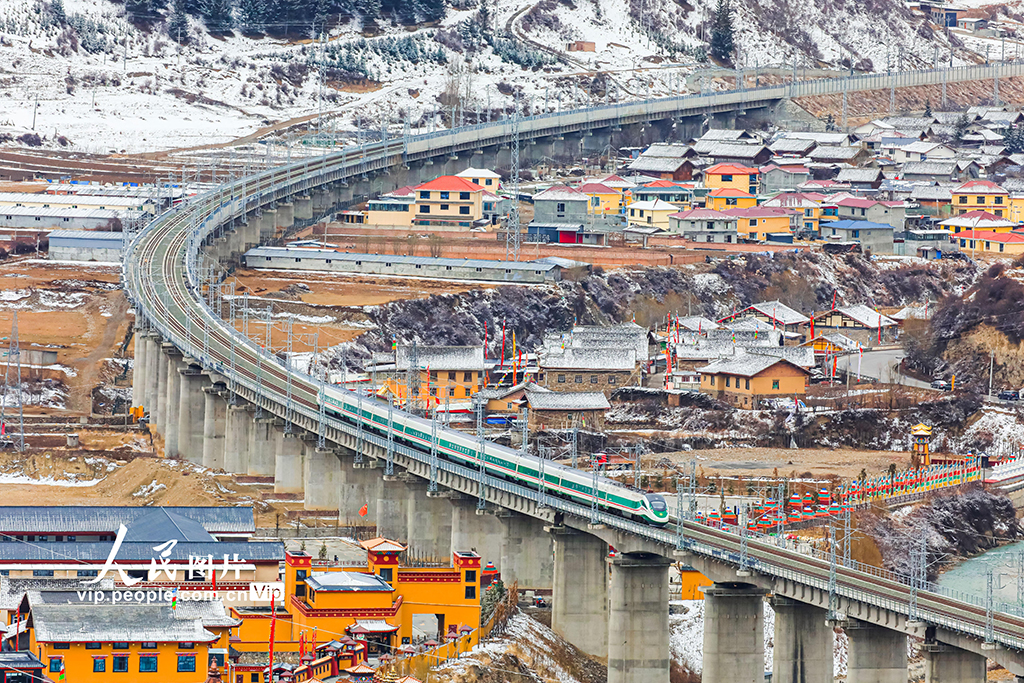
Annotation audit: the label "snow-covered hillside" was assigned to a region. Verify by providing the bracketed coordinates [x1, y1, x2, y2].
[0, 0, 1010, 153]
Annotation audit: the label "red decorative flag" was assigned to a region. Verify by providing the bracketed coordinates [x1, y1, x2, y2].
[359, 502, 369, 517]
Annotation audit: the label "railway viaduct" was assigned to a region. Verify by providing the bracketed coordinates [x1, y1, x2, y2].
[128, 63, 1024, 683]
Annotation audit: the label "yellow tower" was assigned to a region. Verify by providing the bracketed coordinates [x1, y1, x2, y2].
[911, 423, 932, 467]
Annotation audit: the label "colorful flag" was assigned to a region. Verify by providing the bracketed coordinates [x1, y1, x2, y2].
[391, 334, 397, 351]
[171, 587, 178, 611]
[57, 661, 65, 682]
[359, 502, 369, 517]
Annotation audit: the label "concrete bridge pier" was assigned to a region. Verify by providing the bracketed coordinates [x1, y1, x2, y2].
[276, 202, 295, 231]
[154, 343, 171, 434]
[377, 473, 410, 541]
[450, 497, 504, 570]
[223, 402, 252, 473]
[243, 216, 261, 250]
[273, 430, 305, 493]
[549, 526, 607, 658]
[247, 414, 276, 476]
[405, 479, 454, 563]
[201, 385, 226, 470]
[260, 210, 278, 242]
[607, 553, 671, 683]
[500, 513, 553, 590]
[176, 364, 207, 464]
[701, 584, 769, 683]
[142, 334, 160, 422]
[922, 643, 987, 683]
[311, 190, 332, 216]
[337, 454, 382, 525]
[771, 597, 834, 683]
[131, 330, 145, 408]
[163, 350, 183, 458]
[294, 196, 313, 221]
[845, 619, 907, 683]
[303, 444, 341, 510]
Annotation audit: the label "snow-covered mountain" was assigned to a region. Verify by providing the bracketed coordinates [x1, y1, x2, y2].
[0, 0, 1008, 153]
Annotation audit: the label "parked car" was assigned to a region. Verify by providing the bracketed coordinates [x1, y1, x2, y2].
[998, 390, 1020, 401]
[931, 379, 951, 391]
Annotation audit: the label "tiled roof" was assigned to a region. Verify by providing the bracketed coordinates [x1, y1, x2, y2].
[26, 591, 219, 643]
[939, 210, 1017, 229]
[360, 537, 407, 552]
[821, 304, 897, 328]
[306, 572, 393, 592]
[721, 207, 794, 219]
[455, 168, 501, 179]
[415, 176, 485, 192]
[776, 132, 854, 145]
[577, 182, 617, 194]
[524, 390, 611, 411]
[699, 129, 751, 141]
[909, 185, 953, 200]
[744, 300, 810, 325]
[954, 179, 1008, 194]
[835, 168, 883, 183]
[627, 199, 676, 211]
[825, 219, 894, 232]
[0, 506, 255, 535]
[901, 160, 959, 176]
[693, 142, 767, 160]
[834, 197, 881, 209]
[629, 156, 692, 173]
[538, 347, 636, 371]
[696, 355, 808, 378]
[807, 146, 864, 161]
[745, 345, 816, 368]
[704, 162, 759, 175]
[534, 185, 588, 201]
[770, 138, 817, 153]
[761, 193, 820, 208]
[670, 208, 737, 220]
[675, 316, 720, 331]
[800, 332, 861, 351]
[708, 188, 754, 197]
[395, 346, 484, 371]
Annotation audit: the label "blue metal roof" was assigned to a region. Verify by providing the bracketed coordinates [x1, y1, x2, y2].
[0, 540, 284, 563]
[0, 506, 256, 535]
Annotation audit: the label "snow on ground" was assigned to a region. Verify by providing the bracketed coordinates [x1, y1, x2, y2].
[0, 471, 104, 486]
[948, 406, 1024, 457]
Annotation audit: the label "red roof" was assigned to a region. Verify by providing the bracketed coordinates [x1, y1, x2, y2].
[760, 163, 809, 174]
[954, 179, 1008, 195]
[643, 179, 686, 188]
[415, 176, 485, 192]
[835, 197, 880, 208]
[708, 188, 754, 197]
[670, 208, 737, 220]
[704, 163, 758, 176]
[956, 229, 1024, 242]
[577, 182, 616, 193]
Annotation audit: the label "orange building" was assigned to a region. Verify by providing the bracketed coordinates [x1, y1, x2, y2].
[231, 541, 482, 660]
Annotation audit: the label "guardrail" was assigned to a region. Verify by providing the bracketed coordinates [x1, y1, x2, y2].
[125, 64, 1024, 655]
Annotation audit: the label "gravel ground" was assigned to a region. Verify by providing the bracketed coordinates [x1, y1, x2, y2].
[658, 447, 912, 480]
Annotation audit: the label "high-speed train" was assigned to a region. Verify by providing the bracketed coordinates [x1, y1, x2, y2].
[322, 388, 670, 526]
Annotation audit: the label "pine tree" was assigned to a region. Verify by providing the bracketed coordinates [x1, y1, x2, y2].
[952, 113, 971, 146]
[710, 0, 734, 65]
[167, 1, 190, 42]
[236, 0, 272, 32]
[1003, 124, 1024, 154]
[200, 0, 234, 31]
[49, 0, 66, 24]
[924, 99, 932, 117]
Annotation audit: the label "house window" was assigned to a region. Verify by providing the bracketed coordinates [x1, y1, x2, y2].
[440, 191, 449, 200]
[380, 567, 393, 582]
[141, 642, 158, 650]
[465, 585, 477, 599]
[772, 380, 780, 389]
[721, 174, 733, 182]
[726, 198, 738, 206]
[745, 379, 750, 390]
[86, 643, 102, 650]
[178, 655, 196, 673]
[33, 570, 53, 577]
[749, 219, 757, 227]
[463, 372, 472, 382]
[558, 375, 565, 383]
[986, 241, 991, 250]
[448, 386, 455, 397]
[459, 206, 470, 215]
[139, 655, 158, 673]
[113, 642, 129, 650]
[94, 658, 107, 672]
[465, 570, 477, 582]
[460, 192, 470, 200]
[852, 230, 860, 239]
[485, 179, 493, 185]
[995, 210, 1003, 217]
[420, 191, 430, 199]
[49, 658, 63, 673]
[557, 203, 566, 213]
[113, 656, 129, 673]
[710, 376, 716, 386]
[419, 205, 430, 214]
[52, 644, 69, 650]
[977, 196, 984, 204]
[440, 204, 449, 210]
[958, 196, 967, 204]
[996, 196, 1004, 204]
[725, 376, 731, 387]
[179, 643, 195, 650]
[1000, 243, 1005, 252]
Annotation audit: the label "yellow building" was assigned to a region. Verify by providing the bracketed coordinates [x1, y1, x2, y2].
[722, 207, 794, 241]
[18, 589, 236, 683]
[955, 229, 1024, 255]
[364, 189, 416, 228]
[697, 356, 809, 409]
[625, 199, 676, 230]
[578, 182, 623, 215]
[702, 163, 759, 194]
[413, 176, 486, 229]
[455, 167, 501, 190]
[761, 192, 825, 233]
[381, 345, 484, 408]
[952, 179, 1009, 216]
[706, 188, 757, 212]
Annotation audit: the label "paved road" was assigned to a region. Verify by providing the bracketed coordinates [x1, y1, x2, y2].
[838, 349, 932, 390]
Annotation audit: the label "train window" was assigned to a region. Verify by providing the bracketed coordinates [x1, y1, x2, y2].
[574, 375, 582, 383]
[557, 375, 565, 383]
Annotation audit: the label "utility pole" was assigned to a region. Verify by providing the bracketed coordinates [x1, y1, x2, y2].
[989, 350, 995, 397]
[505, 96, 522, 262]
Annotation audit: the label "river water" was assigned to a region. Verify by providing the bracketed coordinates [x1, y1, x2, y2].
[937, 540, 1024, 607]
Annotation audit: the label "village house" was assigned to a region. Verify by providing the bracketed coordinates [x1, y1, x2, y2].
[722, 207, 796, 241]
[626, 143, 698, 181]
[891, 141, 956, 164]
[701, 163, 760, 194]
[630, 180, 695, 208]
[759, 164, 811, 194]
[769, 138, 818, 158]
[455, 168, 501, 190]
[952, 179, 1009, 216]
[706, 188, 757, 211]
[697, 355, 809, 409]
[528, 185, 619, 245]
[955, 229, 1024, 255]
[668, 208, 739, 243]
[537, 347, 638, 396]
[821, 219, 895, 255]
[692, 142, 773, 167]
[806, 146, 872, 166]
[411, 176, 488, 230]
[625, 199, 677, 230]
[522, 387, 611, 430]
[899, 160, 979, 183]
[761, 192, 826, 233]
[392, 345, 485, 404]
[833, 168, 883, 190]
[717, 300, 810, 336]
[828, 197, 906, 230]
[578, 182, 625, 215]
[810, 304, 899, 346]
